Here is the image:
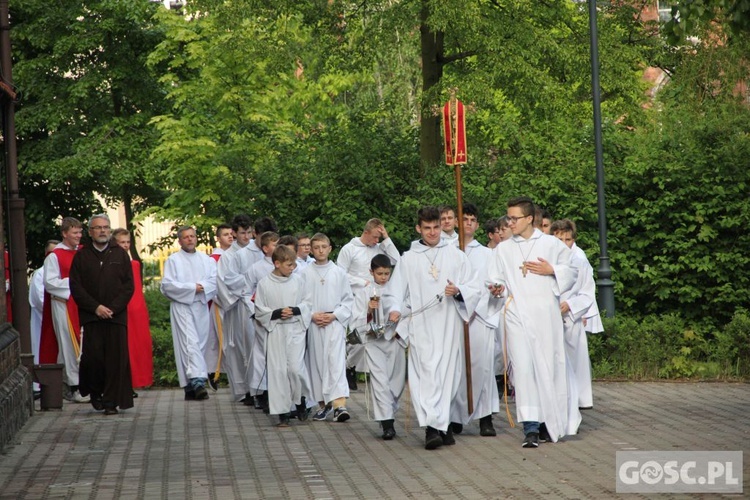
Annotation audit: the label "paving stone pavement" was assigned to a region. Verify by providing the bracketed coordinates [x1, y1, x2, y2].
[0, 382, 747, 499]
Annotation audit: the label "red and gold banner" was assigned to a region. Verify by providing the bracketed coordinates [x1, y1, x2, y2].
[443, 98, 467, 165]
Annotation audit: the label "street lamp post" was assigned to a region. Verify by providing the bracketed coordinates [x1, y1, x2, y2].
[588, 0, 615, 317]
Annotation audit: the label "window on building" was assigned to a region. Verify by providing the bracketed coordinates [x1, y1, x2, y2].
[658, 0, 674, 22]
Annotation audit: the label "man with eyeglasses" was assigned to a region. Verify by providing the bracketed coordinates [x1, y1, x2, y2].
[487, 197, 579, 449]
[69, 214, 134, 415]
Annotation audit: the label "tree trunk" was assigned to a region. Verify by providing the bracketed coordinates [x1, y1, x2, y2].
[420, 0, 444, 173]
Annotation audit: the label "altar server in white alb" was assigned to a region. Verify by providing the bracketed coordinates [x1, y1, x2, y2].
[450, 203, 501, 438]
[362, 254, 406, 441]
[247, 231, 280, 411]
[337, 218, 400, 387]
[215, 215, 256, 404]
[385, 206, 481, 450]
[42, 217, 87, 403]
[160, 226, 217, 401]
[550, 218, 599, 410]
[487, 197, 578, 449]
[254, 245, 312, 427]
[302, 233, 354, 423]
[29, 240, 60, 396]
[206, 223, 234, 389]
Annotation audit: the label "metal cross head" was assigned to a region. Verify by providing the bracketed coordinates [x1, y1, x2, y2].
[519, 262, 528, 278]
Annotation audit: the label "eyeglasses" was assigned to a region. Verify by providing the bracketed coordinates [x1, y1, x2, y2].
[90, 225, 111, 231]
[506, 215, 530, 224]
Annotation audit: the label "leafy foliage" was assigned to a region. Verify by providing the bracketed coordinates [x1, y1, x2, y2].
[663, 0, 750, 41]
[11, 0, 167, 266]
[11, 0, 750, 327]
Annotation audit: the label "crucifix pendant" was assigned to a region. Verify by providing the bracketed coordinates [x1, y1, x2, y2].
[519, 262, 528, 278]
[320, 278, 325, 285]
[429, 264, 439, 280]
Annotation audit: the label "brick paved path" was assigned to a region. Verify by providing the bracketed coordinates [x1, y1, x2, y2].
[1, 382, 747, 499]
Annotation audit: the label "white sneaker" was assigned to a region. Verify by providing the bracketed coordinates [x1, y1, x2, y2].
[71, 390, 90, 403]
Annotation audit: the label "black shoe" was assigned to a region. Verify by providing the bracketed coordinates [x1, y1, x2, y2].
[194, 386, 209, 400]
[239, 392, 252, 405]
[277, 413, 291, 427]
[495, 374, 504, 396]
[296, 405, 312, 421]
[450, 422, 463, 435]
[90, 395, 104, 411]
[425, 427, 443, 450]
[207, 374, 219, 392]
[253, 396, 263, 409]
[479, 415, 497, 437]
[132, 391, 138, 398]
[346, 367, 358, 390]
[523, 432, 539, 448]
[333, 407, 350, 422]
[184, 390, 196, 401]
[539, 423, 551, 443]
[440, 427, 456, 446]
[262, 391, 270, 414]
[381, 420, 396, 440]
[103, 407, 118, 416]
[579, 406, 593, 410]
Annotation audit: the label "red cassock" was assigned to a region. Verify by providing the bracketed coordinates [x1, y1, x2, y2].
[128, 260, 153, 388]
[39, 248, 80, 363]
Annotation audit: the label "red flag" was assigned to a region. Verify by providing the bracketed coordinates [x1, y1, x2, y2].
[443, 99, 468, 165]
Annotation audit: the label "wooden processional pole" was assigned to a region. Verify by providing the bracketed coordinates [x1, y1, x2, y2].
[443, 93, 473, 415]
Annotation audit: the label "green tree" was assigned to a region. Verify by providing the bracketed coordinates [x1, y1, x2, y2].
[663, 0, 750, 41]
[606, 26, 750, 323]
[12, 0, 167, 264]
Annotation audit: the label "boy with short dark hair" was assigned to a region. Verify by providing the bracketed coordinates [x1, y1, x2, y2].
[255, 245, 312, 426]
[302, 233, 354, 422]
[385, 206, 480, 450]
[295, 232, 313, 271]
[363, 254, 406, 440]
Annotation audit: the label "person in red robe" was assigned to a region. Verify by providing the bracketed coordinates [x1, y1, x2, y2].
[40, 217, 88, 403]
[112, 228, 153, 391]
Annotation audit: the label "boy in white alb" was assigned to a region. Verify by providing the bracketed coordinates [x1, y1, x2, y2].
[255, 245, 312, 426]
[384, 206, 481, 450]
[206, 223, 233, 389]
[487, 197, 578, 448]
[247, 231, 279, 411]
[550, 219, 598, 410]
[302, 233, 354, 422]
[216, 215, 256, 404]
[337, 218, 400, 388]
[363, 254, 406, 440]
[450, 203, 501, 437]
